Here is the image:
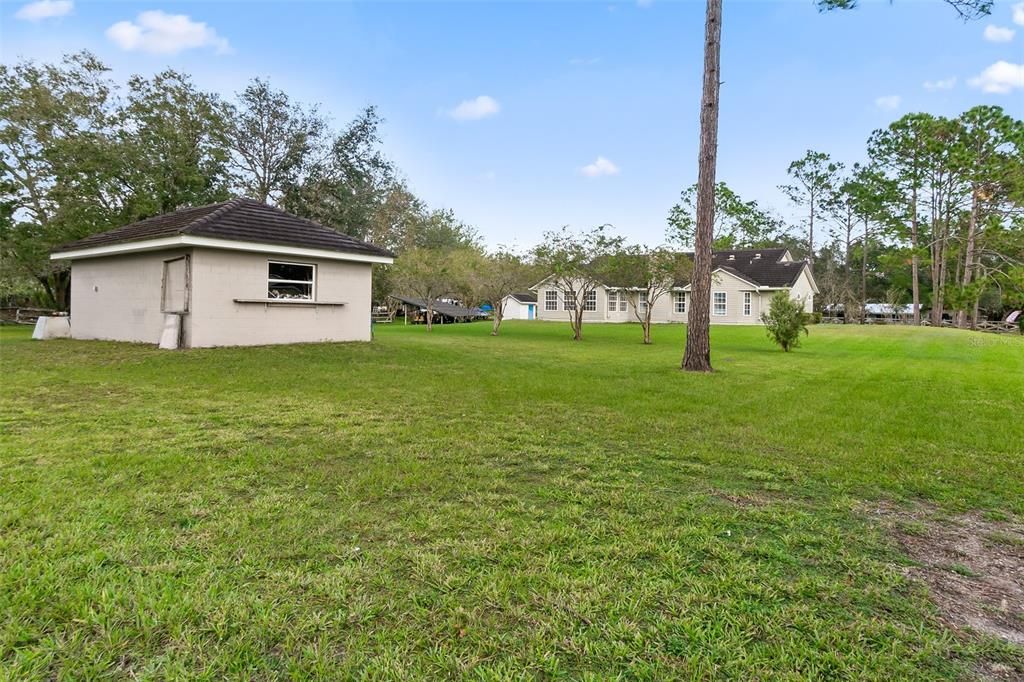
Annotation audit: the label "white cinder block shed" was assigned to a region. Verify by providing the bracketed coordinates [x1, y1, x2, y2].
[50, 198, 394, 348]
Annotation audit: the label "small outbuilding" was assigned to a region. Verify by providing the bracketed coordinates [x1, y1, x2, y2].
[50, 198, 394, 348]
[501, 292, 538, 320]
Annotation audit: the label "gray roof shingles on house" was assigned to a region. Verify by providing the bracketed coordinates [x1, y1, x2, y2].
[710, 248, 805, 288]
[54, 197, 394, 258]
[508, 292, 537, 304]
[597, 248, 806, 290]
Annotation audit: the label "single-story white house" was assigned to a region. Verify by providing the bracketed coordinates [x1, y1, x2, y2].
[534, 248, 818, 325]
[500, 292, 538, 320]
[49, 198, 394, 348]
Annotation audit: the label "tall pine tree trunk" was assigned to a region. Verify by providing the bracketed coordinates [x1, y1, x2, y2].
[682, 0, 722, 373]
[808, 197, 815, 269]
[958, 189, 979, 328]
[861, 218, 869, 325]
[910, 187, 921, 325]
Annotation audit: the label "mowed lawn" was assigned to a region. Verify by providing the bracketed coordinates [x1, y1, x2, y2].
[1, 321, 1022, 679]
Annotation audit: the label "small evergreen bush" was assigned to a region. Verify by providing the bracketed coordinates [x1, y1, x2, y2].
[761, 291, 809, 352]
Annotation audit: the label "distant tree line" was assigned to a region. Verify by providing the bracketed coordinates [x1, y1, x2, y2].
[3, 53, 1021, 339]
[0, 51, 480, 309]
[778, 107, 1024, 328]
[665, 106, 1024, 329]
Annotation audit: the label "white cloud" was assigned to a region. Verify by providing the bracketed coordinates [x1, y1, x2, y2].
[446, 95, 500, 121]
[106, 10, 231, 55]
[983, 24, 1016, 42]
[969, 61, 1024, 94]
[15, 0, 72, 21]
[923, 77, 956, 91]
[1013, 2, 1024, 26]
[580, 156, 620, 178]
[874, 95, 901, 110]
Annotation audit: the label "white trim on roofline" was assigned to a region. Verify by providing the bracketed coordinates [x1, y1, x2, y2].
[680, 267, 762, 292]
[50, 235, 394, 264]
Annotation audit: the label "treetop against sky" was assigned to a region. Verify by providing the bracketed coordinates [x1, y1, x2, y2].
[4, 0, 1023, 247]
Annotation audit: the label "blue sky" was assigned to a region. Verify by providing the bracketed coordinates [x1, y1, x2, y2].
[3, 0, 1022, 250]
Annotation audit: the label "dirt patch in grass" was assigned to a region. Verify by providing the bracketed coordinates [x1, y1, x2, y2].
[716, 491, 777, 508]
[867, 502, 1024, 649]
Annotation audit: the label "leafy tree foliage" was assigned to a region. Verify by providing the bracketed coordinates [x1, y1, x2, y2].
[0, 52, 478, 310]
[227, 78, 327, 204]
[817, 0, 992, 21]
[865, 107, 1024, 327]
[456, 249, 536, 336]
[533, 225, 623, 341]
[389, 247, 466, 331]
[780, 150, 842, 269]
[0, 53, 231, 308]
[117, 70, 233, 218]
[668, 182, 784, 250]
[761, 291, 809, 352]
[280, 106, 396, 238]
[602, 246, 692, 344]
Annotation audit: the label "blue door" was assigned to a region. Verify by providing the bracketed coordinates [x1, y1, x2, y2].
[528, 304, 535, 320]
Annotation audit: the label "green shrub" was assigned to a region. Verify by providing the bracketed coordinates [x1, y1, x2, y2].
[761, 291, 809, 352]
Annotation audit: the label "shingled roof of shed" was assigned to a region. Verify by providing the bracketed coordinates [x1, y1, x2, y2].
[54, 198, 394, 258]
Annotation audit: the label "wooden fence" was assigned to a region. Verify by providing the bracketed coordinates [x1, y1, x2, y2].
[0, 307, 58, 325]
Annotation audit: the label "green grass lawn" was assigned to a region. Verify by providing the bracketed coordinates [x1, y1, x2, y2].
[2, 321, 1022, 679]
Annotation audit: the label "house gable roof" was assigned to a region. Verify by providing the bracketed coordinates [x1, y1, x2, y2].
[711, 248, 805, 288]
[507, 291, 537, 304]
[531, 248, 813, 292]
[680, 265, 763, 291]
[51, 198, 394, 260]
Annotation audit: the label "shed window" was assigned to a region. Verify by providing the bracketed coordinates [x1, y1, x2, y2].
[268, 261, 315, 300]
[638, 291, 648, 314]
[743, 292, 752, 316]
[583, 290, 597, 312]
[713, 291, 727, 316]
[545, 290, 558, 311]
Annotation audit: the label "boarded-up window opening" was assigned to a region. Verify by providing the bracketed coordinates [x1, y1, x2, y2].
[161, 255, 190, 313]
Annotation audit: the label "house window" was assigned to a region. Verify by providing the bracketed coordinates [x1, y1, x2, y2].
[743, 292, 752, 316]
[713, 291, 727, 316]
[545, 290, 558, 311]
[563, 292, 576, 311]
[673, 292, 686, 314]
[638, 291, 648, 314]
[608, 291, 618, 312]
[268, 261, 315, 300]
[584, 290, 597, 312]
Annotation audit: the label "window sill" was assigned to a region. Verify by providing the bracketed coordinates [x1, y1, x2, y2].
[233, 299, 347, 306]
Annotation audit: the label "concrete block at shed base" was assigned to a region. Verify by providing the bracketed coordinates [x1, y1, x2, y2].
[158, 313, 182, 350]
[32, 316, 71, 340]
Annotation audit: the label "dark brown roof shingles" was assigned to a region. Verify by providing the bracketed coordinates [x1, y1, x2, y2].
[54, 198, 394, 258]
